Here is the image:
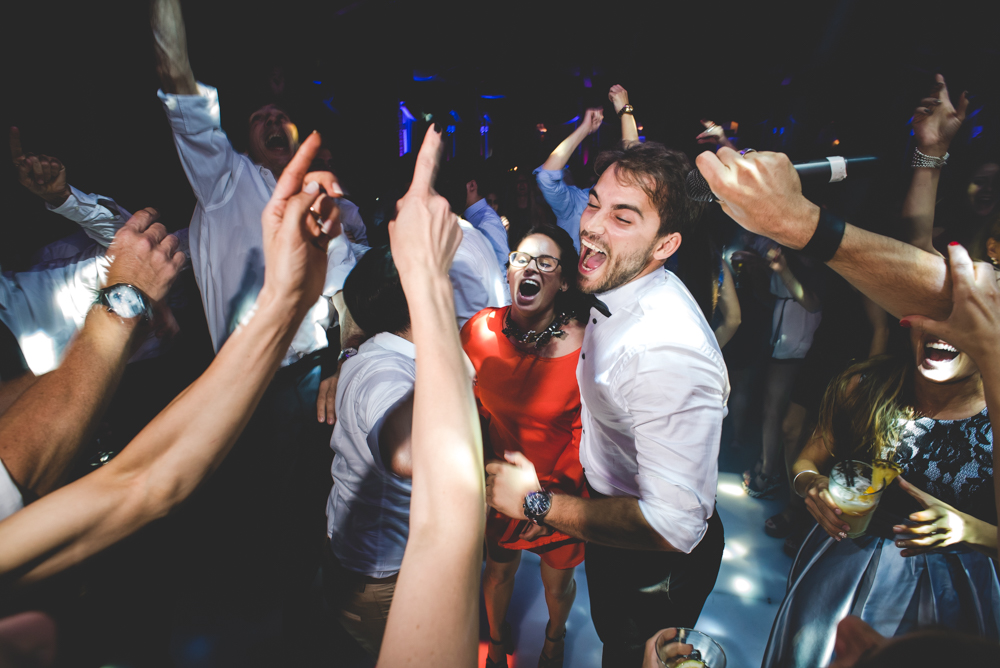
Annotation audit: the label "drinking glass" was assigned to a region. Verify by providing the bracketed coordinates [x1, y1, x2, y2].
[828, 460, 886, 538]
[656, 628, 727, 668]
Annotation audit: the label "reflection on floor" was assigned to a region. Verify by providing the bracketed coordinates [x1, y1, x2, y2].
[483, 472, 795, 667]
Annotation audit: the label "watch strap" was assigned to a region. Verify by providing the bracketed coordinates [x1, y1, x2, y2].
[96, 283, 154, 322]
[617, 104, 634, 118]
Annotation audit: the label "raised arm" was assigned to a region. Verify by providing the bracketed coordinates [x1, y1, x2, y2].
[0, 210, 183, 500]
[0, 132, 337, 583]
[696, 119, 737, 151]
[541, 108, 603, 172]
[150, 0, 197, 95]
[696, 147, 954, 320]
[379, 126, 483, 668]
[900, 75, 968, 252]
[769, 247, 821, 312]
[609, 85, 638, 146]
[714, 260, 741, 348]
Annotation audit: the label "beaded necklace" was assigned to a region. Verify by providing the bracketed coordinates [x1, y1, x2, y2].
[502, 309, 572, 350]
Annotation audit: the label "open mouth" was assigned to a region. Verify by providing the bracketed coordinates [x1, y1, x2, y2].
[579, 238, 607, 274]
[265, 132, 289, 150]
[518, 278, 541, 298]
[924, 340, 959, 363]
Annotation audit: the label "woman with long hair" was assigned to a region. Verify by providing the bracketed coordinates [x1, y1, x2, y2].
[762, 318, 999, 667]
[461, 223, 590, 668]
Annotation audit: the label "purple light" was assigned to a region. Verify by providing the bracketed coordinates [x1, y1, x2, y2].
[583, 78, 592, 88]
[564, 115, 581, 125]
[313, 81, 322, 85]
[972, 126, 984, 138]
[481, 95, 505, 99]
[781, 77, 792, 86]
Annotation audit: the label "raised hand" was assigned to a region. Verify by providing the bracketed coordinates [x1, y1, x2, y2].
[912, 74, 968, 157]
[388, 125, 463, 283]
[10, 127, 70, 207]
[608, 84, 629, 114]
[901, 243, 1000, 364]
[696, 148, 821, 246]
[696, 119, 736, 150]
[581, 107, 604, 136]
[766, 246, 788, 273]
[259, 131, 341, 312]
[104, 208, 185, 302]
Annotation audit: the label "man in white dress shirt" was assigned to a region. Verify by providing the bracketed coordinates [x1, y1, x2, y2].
[487, 142, 728, 666]
[150, 0, 355, 631]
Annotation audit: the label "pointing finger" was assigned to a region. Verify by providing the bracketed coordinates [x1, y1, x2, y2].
[408, 124, 444, 196]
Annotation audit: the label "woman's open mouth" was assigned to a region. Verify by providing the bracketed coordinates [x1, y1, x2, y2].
[923, 340, 959, 364]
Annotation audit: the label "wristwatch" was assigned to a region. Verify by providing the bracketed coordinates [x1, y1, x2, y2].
[523, 490, 553, 525]
[96, 284, 153, 322]
[617, 104, 634, 118]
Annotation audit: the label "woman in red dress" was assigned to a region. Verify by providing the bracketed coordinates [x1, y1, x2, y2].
[462, 224, 590, 668]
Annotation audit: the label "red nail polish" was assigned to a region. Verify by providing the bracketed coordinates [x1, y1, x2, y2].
[949, 241, 960, 246]
[899, 319, 911, 328]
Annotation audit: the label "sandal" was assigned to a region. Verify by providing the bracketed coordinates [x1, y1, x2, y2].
[743, 457, 763, 486]
[765, 511, 794, 538]
[743, 470, 782, 499]
[485, 621, 513, 668]
[538, 620, 566, 668]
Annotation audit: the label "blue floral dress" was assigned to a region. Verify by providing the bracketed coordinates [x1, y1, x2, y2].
[762, 409, 999, 668]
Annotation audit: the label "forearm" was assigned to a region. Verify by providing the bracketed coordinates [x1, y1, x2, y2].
[150, 0, 198, 95]
[778, 267, 820, 312]
[0, 307, 140, 496]
[901, 168, 942, 253]
[380, 273, 483, 668]
[544, 494, 676, 551]
[0, 290, 302, 583]
[541, 126, 589, 171]
[620, 114, 638, 146]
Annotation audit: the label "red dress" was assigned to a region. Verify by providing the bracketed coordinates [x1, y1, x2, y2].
[461, 306, 586, 569]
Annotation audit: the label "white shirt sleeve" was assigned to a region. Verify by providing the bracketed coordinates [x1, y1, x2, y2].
[449, 251, 492, 329]
[47, 186, 132, 247]
[0, 457, 24, 522]
[338, 199, 368, 247]
[158, 83, 242, 209]
[614, 344, 725, 554]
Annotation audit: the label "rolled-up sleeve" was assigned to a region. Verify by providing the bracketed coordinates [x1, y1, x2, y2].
[614, 345, 725, 553]
[47, 186, 131, 247]
[158, 83, 240, 209]
[533, 166, 588, 246]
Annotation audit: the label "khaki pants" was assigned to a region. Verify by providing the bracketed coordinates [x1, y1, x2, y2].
[322, 541, 398, 658]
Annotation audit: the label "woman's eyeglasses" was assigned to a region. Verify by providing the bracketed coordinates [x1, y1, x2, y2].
[508, 251, 561, 272]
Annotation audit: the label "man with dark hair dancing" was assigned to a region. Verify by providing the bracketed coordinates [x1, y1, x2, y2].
[488, 141, 728, 667]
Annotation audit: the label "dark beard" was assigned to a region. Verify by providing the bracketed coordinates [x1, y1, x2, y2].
[578, 241, 657, 294]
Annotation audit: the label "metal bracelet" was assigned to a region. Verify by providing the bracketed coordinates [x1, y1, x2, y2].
[793, 469, 820, 498]
[912, 148, 949, 169]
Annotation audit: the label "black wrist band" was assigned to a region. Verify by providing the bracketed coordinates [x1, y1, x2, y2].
[800, 208, 846, 262]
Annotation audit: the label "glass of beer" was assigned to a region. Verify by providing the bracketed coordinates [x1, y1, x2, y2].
[657, 628, 727, 668]
[828, 460, 886, 538]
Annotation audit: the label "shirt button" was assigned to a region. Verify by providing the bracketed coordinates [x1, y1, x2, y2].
[581, 353, 585, 360]
[593, 318, 597, 324]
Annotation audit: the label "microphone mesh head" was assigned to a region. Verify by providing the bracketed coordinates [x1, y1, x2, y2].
[685, 168, 717, 203]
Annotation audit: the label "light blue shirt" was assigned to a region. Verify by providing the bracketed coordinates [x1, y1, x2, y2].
[533, 166, 589, 251]
[463, 198, 510, 270]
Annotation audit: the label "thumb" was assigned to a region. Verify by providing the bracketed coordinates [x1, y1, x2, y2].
[504, 450, 533, 470]
[897, 477, 931, 509]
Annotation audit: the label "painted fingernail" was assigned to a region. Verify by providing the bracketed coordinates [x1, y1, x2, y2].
[949, 241, 960, 246]
[321, 218, 336, 235]
[899, 319, 911, 328]
[839, 532, 847, 539]
[304, 181, 320, 194]
[896, 541, 904, 547]
[893, 525, 905, 532]
[331, 182, 344, 196]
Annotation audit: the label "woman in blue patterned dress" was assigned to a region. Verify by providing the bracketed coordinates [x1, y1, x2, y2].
[762, 320, 999, 668]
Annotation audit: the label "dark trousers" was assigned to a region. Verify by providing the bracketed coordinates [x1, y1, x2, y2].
[585, 500, 725, 668]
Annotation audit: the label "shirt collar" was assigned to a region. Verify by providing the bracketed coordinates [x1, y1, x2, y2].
[596, 268, 663, 316]
[368, 331, 416, 359]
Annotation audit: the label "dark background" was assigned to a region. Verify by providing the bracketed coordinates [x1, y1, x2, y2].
[3, 0, 999, 269]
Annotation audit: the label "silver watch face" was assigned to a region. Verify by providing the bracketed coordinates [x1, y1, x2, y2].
[104, 285, 147, 319]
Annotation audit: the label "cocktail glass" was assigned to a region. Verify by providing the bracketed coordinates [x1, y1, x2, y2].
[656, 627, 727, 668]
[828, 460, 886, 539]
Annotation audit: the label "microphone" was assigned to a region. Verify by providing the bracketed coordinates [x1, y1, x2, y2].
[685, 156, 878, 203]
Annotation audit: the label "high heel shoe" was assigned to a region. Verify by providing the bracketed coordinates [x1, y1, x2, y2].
[485, 621, 513, 668]
[538, 620, 566, 668]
